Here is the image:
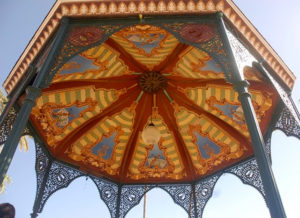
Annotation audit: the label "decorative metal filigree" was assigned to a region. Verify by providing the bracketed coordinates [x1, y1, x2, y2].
[264, 137, 272, 164]
[194, 173, 221, 218]
[226, 158, 265, 197]
[39, 162, 84, 212]
[275, 106, 300, 139]
[160, 184, 193, 217]
[90, 177, 119, 218]
[263, 67, 300, 127]
[0, 107, 17, 146]
[225, 28, 256, 75]
[119, 184, 155, 218]
[31, 139, 272, 218]
[32, 139, 85, 216]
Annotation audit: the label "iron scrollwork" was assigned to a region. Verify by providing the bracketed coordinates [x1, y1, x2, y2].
[0, 107, 17, 146]
[275, 106, 300, 139]
[160, 184, 194, 217]
[194, 173, 221, 218]
[118, 184, 155, 218]
[226, 158, 265, 197]
[262, 67, 300, 139]
[32, 140, 85, 216]
[90, 177, 119, 218]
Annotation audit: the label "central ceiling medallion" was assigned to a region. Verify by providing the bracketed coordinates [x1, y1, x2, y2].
[139, 72, 167, 93]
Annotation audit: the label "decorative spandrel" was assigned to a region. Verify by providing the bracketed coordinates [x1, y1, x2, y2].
[34, 160, 84, 214]
[194, 173, 221, 218]
[226, 158, 265, 197]
[225, 28, 256, 76]
[275, 106, 300, 139]
[119, 185, 155, 218]
[160, 184, 193, 216]
[90, 176, 119, 218]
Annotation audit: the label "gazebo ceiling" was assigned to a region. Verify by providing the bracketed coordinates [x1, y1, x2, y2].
[27, 24, 279, 183]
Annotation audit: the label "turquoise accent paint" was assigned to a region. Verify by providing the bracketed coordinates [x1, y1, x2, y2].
[92, 132, 117, 160]
[194, 132, 220, 159]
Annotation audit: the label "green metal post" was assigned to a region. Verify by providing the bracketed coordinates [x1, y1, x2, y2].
[0, 18, 69, 185]
[216, 12, 286, 218]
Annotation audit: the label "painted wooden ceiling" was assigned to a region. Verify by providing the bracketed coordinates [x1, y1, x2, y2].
[29, 24, 279, 183]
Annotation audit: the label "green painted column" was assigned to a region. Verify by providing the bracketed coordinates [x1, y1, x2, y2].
[0, 18, 69, 185]
[216, 12, 286, 218]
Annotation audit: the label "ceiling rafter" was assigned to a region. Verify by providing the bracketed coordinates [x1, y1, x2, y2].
[55, 87, 140, 157]
[120, 93, 150, 182]
[158, 92, 196, 181]
[167, 86, 252, 149]
[45, 75, 139, 92]
[105, 38, 148, 73]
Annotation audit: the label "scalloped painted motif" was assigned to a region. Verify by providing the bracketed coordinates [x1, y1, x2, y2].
[31, 86, 125, 147]
[174, 105, 246, 176]
[53, 43, 131, 83]
[67, 107, 135, 176]
[128, 115, 185, 180]
[172, 47, 225, 79]
[183, 85, 273, 137]
[110, 24, 179, 70]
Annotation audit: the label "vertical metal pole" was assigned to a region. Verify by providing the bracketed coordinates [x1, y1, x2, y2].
[143, 187, 147, 218]
[0, 18, 69, 185]
[191, 183, 198, 218]
[115, 185, 122, 218]
[216, 12, 286, 218]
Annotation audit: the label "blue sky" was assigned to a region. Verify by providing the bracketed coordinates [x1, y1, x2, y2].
[0, 1, 300, 218]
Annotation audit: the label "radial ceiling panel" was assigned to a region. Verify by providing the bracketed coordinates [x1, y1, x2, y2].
[28, 24, 279, 183]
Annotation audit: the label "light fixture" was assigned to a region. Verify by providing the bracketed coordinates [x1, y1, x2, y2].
[141, 79, 161, 145]
[142, 122, 161, 144]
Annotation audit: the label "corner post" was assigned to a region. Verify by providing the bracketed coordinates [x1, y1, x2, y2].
[216, 12, 286, 218]
[0, 18, 70, 185]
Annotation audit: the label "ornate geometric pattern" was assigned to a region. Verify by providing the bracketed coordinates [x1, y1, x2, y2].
[68, 26, 104, 47]
[179, 23, 215, 43]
